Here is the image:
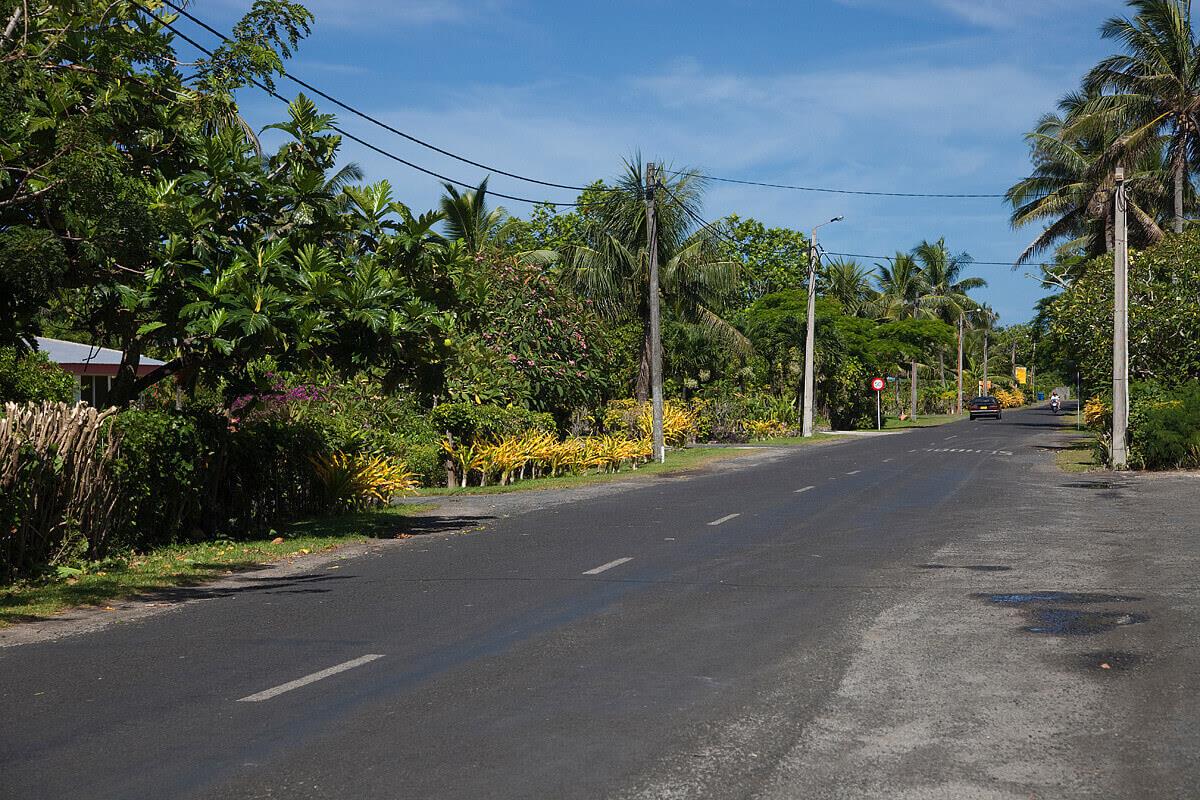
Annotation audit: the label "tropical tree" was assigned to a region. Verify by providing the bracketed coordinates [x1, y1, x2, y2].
[1007, 90, 1168, 267]
[439, 178, 509, 253]
[873, 253, 932, 419]
[913, 239, 985, 387]
[564, 158, 742, 400]
[820, 258, 876, 316]
[719, 215, 810, 303]
[1082, 0, 1200, 234]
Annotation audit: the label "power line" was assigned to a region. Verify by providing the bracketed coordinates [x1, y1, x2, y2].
[672, 169, 1008, 199]
[156, 1, 1025, 208]
[691, 173, 1006, 199]
[134, 3, 592, 207]
[157, 0, 600, 196]
[660, 184, 1026, 268]
[657, 181, 744, 249]
[822, 250, 1023, 267]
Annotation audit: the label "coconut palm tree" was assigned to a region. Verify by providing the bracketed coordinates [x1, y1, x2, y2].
[873, 253, 930, 420]
[913, 238, 986, 388]
[1007, 89, 1168, 267]
[439, 178, 510, 253]
[563, 157, 742, 400]
[1082, 0, 1200, 233]
[820, 257, 876, 316]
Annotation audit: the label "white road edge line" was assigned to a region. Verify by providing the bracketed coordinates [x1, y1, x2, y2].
[708, 513, 741, 527]
[795, 486, 815, 494]
[237, 654, 384, 703]
[582, 557, 634, 576]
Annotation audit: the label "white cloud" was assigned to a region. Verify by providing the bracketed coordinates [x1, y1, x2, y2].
[836, 0, 1120, 30]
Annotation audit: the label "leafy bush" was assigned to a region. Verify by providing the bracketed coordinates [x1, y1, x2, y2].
[107, 410, 208, 550]
[1084, 396, 1109, 429]
[310, 453, 417, 510]
[1130, 382, 1200, 470]
[601, 399, 700, 446]
[993, 388, 1027, 409]
[431, 402, 555, 443]
[398, 441, 443, 487]
[0, 347, 75, 404]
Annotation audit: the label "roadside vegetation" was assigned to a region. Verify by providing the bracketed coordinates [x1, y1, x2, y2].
[0, 0, 1107, 606]
[1009, 0, 1200, 471]
[0, 506, 432, 626]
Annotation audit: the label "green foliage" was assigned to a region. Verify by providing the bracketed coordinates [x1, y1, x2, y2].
[106, 410, 208, 550]
[1129, 381, 1200, 470]
[720, 215, 810, 303]
[1045, 231, 1200, 394]
[0, 0, 315, 350]
[0, 347, 75, 403]
[448, 254, 609, 415]
[0, 228, 68, 345]
[431, 402, 556, 443]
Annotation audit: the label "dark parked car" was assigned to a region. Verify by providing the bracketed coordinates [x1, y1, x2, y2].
[968, 396, 1002, 420]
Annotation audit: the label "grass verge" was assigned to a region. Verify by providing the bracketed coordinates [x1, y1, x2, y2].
[417, 445, 754, 496]
[883, 412, 965, 430]
[0, 505, 435, 627]
[1054, 434, 1099, 473]
[749, 433, 839, 446]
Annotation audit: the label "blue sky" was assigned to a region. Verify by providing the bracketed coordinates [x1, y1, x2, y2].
[202, 0, 1131, 323]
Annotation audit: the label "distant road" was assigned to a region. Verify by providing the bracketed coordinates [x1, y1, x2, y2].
[3, 407, 1197, 799]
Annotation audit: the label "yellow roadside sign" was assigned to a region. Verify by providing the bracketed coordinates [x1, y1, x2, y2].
[1015, 367, 1028, 385]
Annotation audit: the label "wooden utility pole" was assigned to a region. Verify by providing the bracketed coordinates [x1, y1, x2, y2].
[802, 216, 842, 436]
[645, 162, 665, 463]
[1112, 166, 1130, 468]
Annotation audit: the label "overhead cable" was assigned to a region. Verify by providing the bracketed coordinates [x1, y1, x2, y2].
[133, 3, 593, 207]
[671, 170, 1007, 199]
[156, 0, 602, 195]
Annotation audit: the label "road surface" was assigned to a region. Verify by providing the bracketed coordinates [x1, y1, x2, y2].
[3, 407, 1198, 799]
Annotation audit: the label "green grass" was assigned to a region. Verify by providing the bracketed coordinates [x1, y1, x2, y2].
[0, 505, 434, 626]
[883, 412, 965, 429]
[417, 446, 753, 496]
[1054, 434, 1099, 473]
[749, 433, 838, 446]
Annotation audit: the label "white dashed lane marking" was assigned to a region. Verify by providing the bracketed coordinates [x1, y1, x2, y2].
[708, 513, 741, 527]
[582, 557, 634, 576]
[795, 486, 815, 494]
[846, 470, 861, 475]
[237, 655, 384, 702]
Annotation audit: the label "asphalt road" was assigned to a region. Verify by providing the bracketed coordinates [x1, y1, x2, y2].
[3, 407, 1198, 799]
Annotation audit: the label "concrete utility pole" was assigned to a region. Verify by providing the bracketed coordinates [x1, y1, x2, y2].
[802, 216, 843, 437]
[1113, 166, 1130, 468]
[957, 312, 964, 413]
[983, 327, 989, 396]
[645, 162, 666, 463]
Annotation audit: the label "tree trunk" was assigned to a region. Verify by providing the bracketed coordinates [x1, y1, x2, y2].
[939, 351, 946, 390]
[1174, 161, 1186, 234]
[910, 360, 918, 420]
[634, 325, 651, 402]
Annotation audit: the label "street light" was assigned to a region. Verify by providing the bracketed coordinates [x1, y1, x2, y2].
[802, 215, 844, 437]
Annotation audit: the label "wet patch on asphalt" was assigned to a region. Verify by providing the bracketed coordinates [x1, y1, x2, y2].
[979, 592, 1142, 605]
[919, 563, 1013, 572]
[1021, 608, 1148, 636]
[973, 592, 1149, 637]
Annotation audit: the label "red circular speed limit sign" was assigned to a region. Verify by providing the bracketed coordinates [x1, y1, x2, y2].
[871, 377, 886, 392]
